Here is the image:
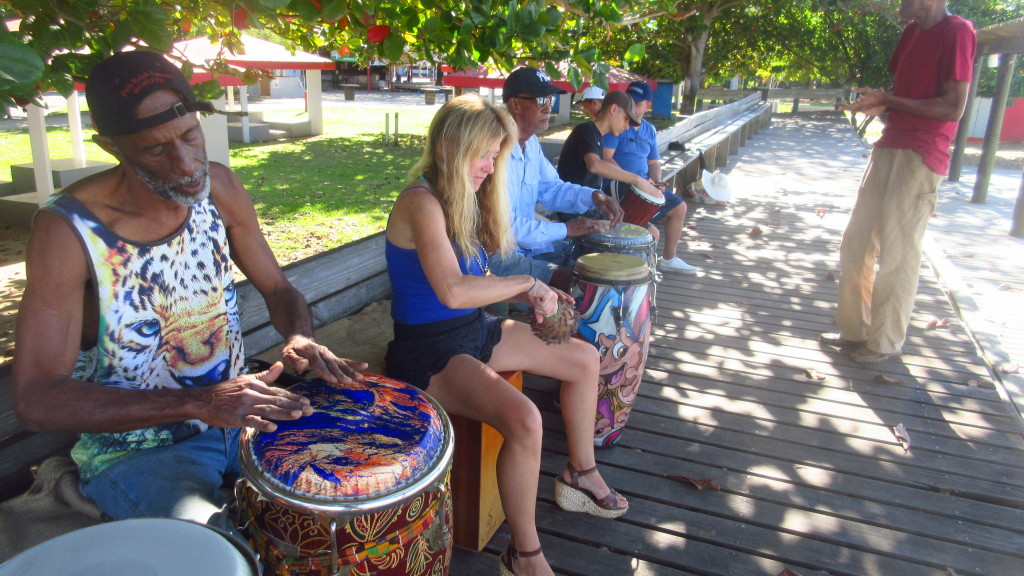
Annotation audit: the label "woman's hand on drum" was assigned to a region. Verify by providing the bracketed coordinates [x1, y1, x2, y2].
[591, 191, 624, 227]
[282, 334, 367, 385]
[200, 362, 314, 432]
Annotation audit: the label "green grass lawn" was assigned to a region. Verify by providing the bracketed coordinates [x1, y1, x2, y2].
[229, 106, 434, 263]
[0, 106, 436, 265]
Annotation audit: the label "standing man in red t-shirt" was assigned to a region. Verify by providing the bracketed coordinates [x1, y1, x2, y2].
[821, 0, 976, 363]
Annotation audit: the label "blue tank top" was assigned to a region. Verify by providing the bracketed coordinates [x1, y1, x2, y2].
[387, 239, 487, 325]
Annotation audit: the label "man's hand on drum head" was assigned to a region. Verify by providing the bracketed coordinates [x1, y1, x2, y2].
[565, 217, 611, 237]
[525, 279, 559, 321]
[201, 362, 314, 432]
[591, 190, 624, 227]
[282, 334, 367, 385]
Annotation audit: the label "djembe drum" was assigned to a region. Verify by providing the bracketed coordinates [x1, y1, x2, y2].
[237, 374, 454, 576]
[574, 223, 658, 271]
[573, 253, 656, 448]
[619, 184, 665, 228]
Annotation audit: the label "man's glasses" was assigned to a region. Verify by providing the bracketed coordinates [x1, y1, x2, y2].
[512, 95, 556, 109]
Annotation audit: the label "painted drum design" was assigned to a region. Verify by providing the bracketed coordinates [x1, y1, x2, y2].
[573, 254, 655, 447]
[237, 374, 454, 576]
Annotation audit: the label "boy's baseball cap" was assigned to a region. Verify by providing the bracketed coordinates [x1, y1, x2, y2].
[86, 50, 215, 137]
[626, 80, 654, 103]
[603, 91, 641, 126]
[579, 86, 605, 101]
[502, 66, 567, 102]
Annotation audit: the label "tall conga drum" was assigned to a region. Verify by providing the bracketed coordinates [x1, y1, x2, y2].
[572, 253, 656, 447]
[237, 374, 454, 576]
[575, 223, 657, 271]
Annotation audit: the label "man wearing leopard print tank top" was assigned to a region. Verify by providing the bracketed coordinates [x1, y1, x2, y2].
[11, 50, 367, 535]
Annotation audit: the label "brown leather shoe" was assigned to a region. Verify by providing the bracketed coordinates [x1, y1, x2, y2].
[820, 332, 866, 348]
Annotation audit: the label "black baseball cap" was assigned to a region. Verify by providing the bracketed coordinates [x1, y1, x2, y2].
[502, 66, 568, 102]
[86, 50, 215, 137]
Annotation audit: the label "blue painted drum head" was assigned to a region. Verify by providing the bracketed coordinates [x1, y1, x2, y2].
[239, 374, 453, 514]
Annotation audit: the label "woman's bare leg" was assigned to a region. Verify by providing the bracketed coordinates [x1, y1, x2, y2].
[425, 352, 552, 576]
[488, 321, 627, 511]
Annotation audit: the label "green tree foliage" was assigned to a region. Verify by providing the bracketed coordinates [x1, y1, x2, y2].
[0, 0, 640, 109]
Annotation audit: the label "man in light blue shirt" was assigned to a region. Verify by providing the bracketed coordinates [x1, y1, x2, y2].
[490, 67, 623, 286]
[603, 81, 698, 274]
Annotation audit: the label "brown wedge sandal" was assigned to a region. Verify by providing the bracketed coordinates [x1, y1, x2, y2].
[498, 541, 543, 576]
[554, 463, 628, 519]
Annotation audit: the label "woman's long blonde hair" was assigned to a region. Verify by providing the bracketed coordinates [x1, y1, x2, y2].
[407, 94, 518, 259]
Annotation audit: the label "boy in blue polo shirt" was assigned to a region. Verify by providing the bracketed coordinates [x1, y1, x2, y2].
[603, 81, 698, 274]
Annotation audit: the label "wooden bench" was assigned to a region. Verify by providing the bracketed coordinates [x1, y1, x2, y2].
[654, 92, 772, 194]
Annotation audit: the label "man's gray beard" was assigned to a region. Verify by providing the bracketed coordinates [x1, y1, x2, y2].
[130, 160, 211, 206]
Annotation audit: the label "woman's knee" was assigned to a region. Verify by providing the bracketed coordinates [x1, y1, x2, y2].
[498, 400, 544, 446]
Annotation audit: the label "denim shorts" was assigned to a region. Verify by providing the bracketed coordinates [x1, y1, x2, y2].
[386, 309, 506, 390]
[79, 427, 242, 535]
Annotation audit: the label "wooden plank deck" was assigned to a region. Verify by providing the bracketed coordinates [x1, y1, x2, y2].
[452, 118, 1024, 575]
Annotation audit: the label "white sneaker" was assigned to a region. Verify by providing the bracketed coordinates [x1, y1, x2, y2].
[658, 257, 700, 275]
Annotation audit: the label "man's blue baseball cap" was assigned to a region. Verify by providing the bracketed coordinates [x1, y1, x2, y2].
[626, 81, 654, 103]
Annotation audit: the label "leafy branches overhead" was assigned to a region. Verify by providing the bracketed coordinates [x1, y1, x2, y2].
[0, 0, 640, 108]
[3, 0, 1022, 111]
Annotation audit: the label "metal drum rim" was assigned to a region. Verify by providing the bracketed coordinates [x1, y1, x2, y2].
[238, 385, 454, 518]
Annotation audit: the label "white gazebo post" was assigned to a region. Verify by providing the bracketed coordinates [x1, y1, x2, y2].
[307, 69, 323, 135]
[27, 104, 55, 204]
[66, 90, 86, 164]
[200, 95, 230, 167]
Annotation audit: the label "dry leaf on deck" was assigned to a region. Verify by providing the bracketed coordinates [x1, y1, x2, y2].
[893, 423, 911, 452]
[668, 475, 721, 491]
[749, 226, 764, 238]
[874, 374, 906, 385]
[804, 368, 826, 381]
[826, 272, 837, 282]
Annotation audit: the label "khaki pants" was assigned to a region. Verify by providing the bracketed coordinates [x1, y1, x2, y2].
[836, 148, 942, 354]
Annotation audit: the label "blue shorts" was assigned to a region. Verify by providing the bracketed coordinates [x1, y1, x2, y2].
[386, 309, 505, 390]
[650, 190, 684, 224]
[79, 427, 242, 536]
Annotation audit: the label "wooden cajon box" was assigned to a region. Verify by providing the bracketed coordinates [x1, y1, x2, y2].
[449, 370, 522, 551]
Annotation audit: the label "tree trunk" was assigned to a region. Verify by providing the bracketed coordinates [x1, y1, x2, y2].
[680, 28, 710, 115]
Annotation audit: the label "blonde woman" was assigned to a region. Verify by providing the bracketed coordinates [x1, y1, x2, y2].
[384, 95, 628, 576]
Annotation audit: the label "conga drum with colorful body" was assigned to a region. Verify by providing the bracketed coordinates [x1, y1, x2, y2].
[572, 253, 656, 447]
[575, 223, 657, 271]
[237, 374, 454, 576]
[619, 184, 665, 228]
